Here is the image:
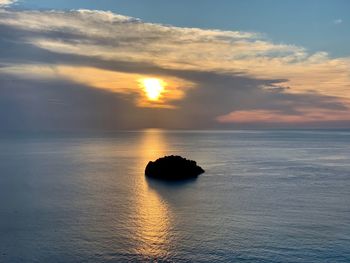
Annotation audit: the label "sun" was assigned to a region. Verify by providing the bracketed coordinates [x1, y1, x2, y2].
[141, 78, 165, 101]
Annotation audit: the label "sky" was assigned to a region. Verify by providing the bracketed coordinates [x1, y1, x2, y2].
[0, 0, 350, 131]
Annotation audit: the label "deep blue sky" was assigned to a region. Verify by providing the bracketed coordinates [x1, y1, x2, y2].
[18, 0, 349, 57]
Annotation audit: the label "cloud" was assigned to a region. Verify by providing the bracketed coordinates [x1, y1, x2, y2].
[333, 19, 343, 24]
[1, 8, 349, 100]
[0, 0, 16, 7]
[1, 64, 194, 108]
[0, 8, 350, 130]
[217, 108, 350, 124]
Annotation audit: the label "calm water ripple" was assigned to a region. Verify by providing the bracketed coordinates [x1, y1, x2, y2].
[0, 130, 350, 262]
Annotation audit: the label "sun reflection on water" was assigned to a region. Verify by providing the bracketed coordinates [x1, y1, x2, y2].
[131, 129, 174, 260]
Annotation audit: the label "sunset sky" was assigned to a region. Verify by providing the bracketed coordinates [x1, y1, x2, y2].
[1, 0, 350, 131]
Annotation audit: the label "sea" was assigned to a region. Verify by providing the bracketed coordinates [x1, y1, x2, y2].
[0, 130, 349, 262]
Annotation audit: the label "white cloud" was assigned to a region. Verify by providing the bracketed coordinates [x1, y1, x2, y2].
[0, 0, 17, 7]
[333, 19, 343, 24]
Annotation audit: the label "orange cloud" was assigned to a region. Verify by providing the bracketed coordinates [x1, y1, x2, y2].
[0, 64, 194, 108]
[217, 108, 350, 124]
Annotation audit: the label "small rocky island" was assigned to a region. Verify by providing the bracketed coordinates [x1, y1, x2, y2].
[145, 155, 205, 180]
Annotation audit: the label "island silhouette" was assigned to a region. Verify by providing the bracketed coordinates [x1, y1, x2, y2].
[145, 155, 205, 180]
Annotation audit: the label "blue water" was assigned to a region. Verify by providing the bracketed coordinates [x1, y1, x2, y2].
[0, 130, 349, 262]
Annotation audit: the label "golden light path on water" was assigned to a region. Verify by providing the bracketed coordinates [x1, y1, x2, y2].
[131, 129, 174, 260]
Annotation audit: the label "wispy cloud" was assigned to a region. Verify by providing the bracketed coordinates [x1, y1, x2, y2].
[0, 8, 350, 129]
[0, 0, 17, 7]
[333, 18, 343, 24]
[217, 108, 350, 124]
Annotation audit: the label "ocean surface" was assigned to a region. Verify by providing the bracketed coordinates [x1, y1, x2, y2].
[0, 130, 349, 262]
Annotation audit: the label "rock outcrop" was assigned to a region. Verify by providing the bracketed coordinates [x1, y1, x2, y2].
[145, 155, 205, 180]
